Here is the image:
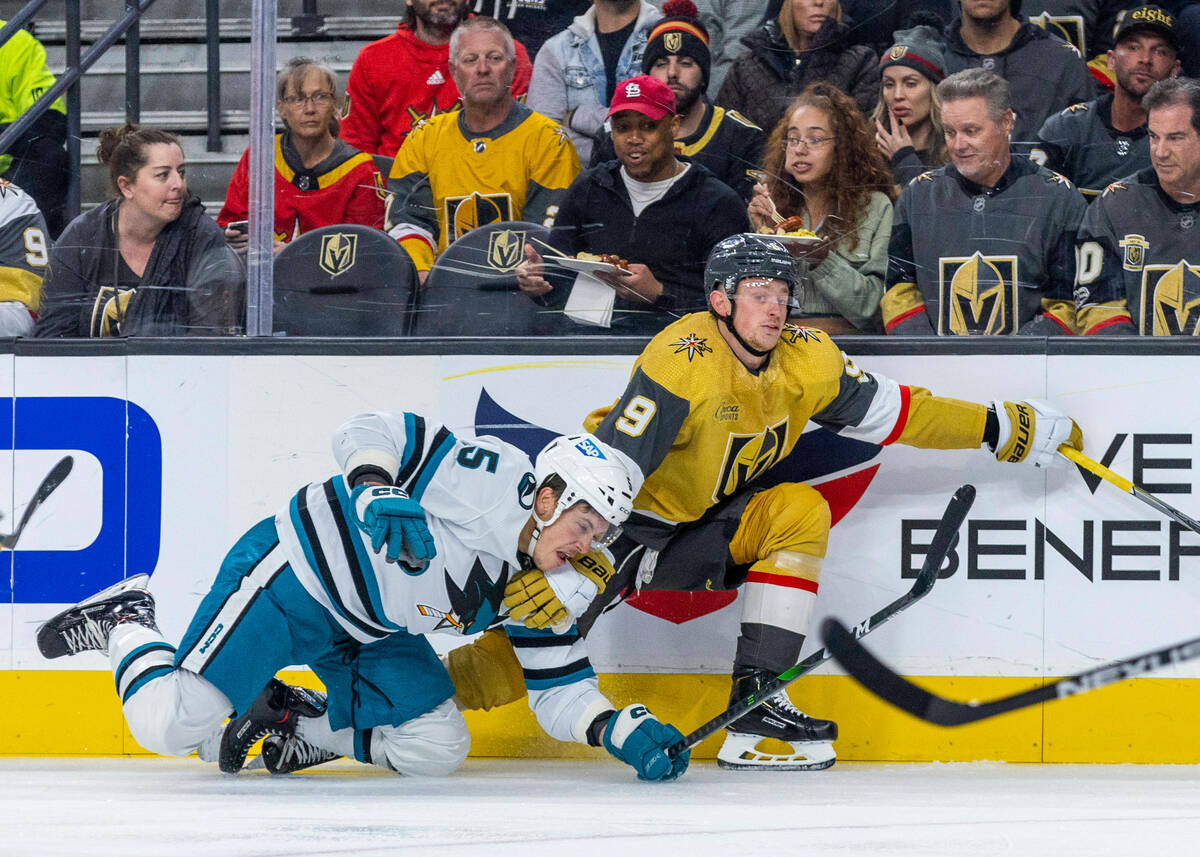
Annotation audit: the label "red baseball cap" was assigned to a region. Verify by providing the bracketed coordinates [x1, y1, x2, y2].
[606, 75, 677, 120]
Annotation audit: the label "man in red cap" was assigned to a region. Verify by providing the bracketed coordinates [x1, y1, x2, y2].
[516, 73, 749, 336]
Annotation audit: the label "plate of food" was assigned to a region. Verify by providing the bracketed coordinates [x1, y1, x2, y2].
[552, 252, 634, 277]
[749, 216, 822, 246]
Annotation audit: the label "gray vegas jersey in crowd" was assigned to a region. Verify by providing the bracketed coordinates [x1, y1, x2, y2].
[1034, 95, 1150, 198]
[1074, 167, 1200, 335]
[882, 156, 1087, 335]
[275, 411, 612, 743]
[1026, 0, 1125, 57]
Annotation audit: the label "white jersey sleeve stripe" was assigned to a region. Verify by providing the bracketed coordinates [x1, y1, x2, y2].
[827, 373, 909, 445]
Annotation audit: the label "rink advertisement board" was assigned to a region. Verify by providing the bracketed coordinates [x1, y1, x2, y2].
[5, 341, 1200, 763]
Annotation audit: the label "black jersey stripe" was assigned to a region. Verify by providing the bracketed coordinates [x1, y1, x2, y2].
[402, 424, 453, 498]
[522, 658, 593, 681]
[197, 561, 290, 671]
[394, 414, 426, 487]
[509, 630, 581, 648]
[114, 642, 176, 688]
[295, 488, 390, 640]
[321, 479, 393, 631]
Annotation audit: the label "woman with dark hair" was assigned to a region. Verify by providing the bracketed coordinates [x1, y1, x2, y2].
[218, 58, 386, 255]
[715, 0, 880, 133]
[36, 124, 244, 338]
[872, 22, 950, 184]
[748, 83, 897, 334]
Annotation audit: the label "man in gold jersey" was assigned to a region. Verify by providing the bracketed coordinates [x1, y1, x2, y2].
[456, 234, 1084, 772]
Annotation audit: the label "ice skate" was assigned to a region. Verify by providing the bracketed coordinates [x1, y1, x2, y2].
[36, 574, 157, 659]
[717, 668, 838, 771]
[256, 735, 341, 774]
[218, 678, 329, 774]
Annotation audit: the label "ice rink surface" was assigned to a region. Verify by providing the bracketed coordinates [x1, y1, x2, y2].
[5, 757, 1200, 856]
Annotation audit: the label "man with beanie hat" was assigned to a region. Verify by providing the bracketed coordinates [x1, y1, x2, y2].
[945, 0, 1097, 146]
[1033, 5, 1181, 198]
[590, 0, 767, 199]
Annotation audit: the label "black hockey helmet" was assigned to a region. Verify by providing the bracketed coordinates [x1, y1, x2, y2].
[704, 233, 798, 301]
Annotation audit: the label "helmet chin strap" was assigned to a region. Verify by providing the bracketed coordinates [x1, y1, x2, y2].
[525, 505, 562, 562]
[715, 303, 771, 359]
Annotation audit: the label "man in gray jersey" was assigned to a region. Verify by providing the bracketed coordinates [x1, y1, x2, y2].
[1074, 77, 1200, 335]
[882, 68, 1088, 335]
[1034, 5, 1182, 198]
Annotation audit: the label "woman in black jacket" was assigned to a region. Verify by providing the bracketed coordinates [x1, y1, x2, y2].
[36, 124, 243, 338]
[715, 0, 880, 132]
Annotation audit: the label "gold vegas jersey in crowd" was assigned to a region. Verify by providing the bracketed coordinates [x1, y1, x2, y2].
[385, 102, 579, 270]
[0, 179, 47, 311]
[585, 312, 989, 547]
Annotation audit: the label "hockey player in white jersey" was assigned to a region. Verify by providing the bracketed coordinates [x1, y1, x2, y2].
[36, 412, 690, 782]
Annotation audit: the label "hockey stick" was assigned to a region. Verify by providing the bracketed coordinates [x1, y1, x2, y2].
[665, 482, 976, 758]
[1058, 445, 1200, 536]
[822, 616, 1200, 727]
[1, 456, 74, 550]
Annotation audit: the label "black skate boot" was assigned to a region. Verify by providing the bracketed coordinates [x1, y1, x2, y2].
[218, 679, 330, 774]
[256, 735, 342, 774]
[36, 574, 158, 659]
[718, 667, 838, 771]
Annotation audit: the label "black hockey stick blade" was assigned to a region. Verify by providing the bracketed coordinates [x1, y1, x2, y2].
[821, 618, 1200, 727]
[1, 455, 74, 549]
[666, 483, 975, 758]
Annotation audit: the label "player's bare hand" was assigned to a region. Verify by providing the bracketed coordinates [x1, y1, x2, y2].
[875, 115, 914, 160]
[516, 243, 552, 298]
[596, 263, 662, 303]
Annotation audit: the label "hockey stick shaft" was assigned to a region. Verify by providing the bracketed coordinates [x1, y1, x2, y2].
[666, 483, 976, 757]
[822, 616, 1200, 726]
[1, 456, 74, 549]
[1059, 445, 1200, 536]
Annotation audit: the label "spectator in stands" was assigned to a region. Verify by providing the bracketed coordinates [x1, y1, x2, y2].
[386, 16, 580, 282]
[1035, 6, 1181, 199]
[527, 0, 663, 163]
[35, 125, 244, 338]
[840, 0, 954, 57]
[691, 0, 771, 95]
[340, 0, 533, 158]
[473, 0, 593, 58]
[0, 179, 47, 336]
[873, 19, 951, 184]
[589, 1, 767, 200]
[748, 84, 896, 334]
[1073, 77, 1200, 335]
[944, 0, 1096, 147]
[1179, 5, 1200, 78]
[0, 20, 68, 236]
[882, 69, 1087, 335]
[217, 58, 385, 254]
[516, 74, 749, 335]
[716, 0, 880, 132]
[1023, 0, 1125, 65]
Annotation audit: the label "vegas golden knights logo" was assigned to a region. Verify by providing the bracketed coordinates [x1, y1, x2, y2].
[90, 286, 137, 337]
[1120, 234, 1149, 271]
[486, 228, 526, 271]
[939, 252, 1018, 335]
[665, 32, 682, 52]
[1030, 13, 1086, 54]
[447, 192, 513, 241]
[889, 45, 908, 61]
[319, 232, 358, 277]
[713, 418, 788, 503]
[1141, 261, 1200, 336]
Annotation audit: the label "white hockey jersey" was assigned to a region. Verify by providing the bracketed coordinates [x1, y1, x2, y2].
[274, 411, 612, 743]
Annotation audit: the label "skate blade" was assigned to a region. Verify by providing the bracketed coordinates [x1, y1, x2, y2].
[716, 732, 836, 771]
[69, 574, 152, 611]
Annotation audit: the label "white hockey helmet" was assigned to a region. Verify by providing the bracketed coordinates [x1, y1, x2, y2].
[530, 433, 643, 551]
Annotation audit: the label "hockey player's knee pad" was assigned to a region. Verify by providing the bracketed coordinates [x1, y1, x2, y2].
[730, 483, 831, 566]
[446, 626, 527, 710]
[374, 699, 471, 777]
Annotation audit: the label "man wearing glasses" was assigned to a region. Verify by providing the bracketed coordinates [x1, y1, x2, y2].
[217, 58, 386, 254]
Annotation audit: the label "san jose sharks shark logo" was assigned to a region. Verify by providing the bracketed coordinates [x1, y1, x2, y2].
[418, 558, 509, 635]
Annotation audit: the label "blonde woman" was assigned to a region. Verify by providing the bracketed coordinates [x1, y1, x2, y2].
[873, 23, 950, 184]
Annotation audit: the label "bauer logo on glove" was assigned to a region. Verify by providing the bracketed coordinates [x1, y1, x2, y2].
[992, 399, 1083, 468]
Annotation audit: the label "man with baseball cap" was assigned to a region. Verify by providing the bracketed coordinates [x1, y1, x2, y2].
[1034, 4, 1182, 198]
[516, 73, 749, 335]
[589, 1, 766, 200]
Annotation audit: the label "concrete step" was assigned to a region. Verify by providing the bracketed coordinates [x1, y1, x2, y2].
[3, 0, 404, 20]
[20, 14, 396, 42]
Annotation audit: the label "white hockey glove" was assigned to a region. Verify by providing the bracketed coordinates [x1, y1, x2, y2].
[503, 566, 599, 631]
[991, 399, 1083, 468]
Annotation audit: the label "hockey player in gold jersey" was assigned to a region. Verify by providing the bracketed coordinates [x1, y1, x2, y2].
[455, 234, 1084, 771]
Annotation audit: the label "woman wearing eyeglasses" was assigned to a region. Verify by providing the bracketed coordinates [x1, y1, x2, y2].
[747, 83, 897, 334]
[217, 58, 386, 254]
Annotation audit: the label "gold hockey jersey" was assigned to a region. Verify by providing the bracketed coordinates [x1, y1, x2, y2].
[385, 102, 579, 270]
[586, 312, 988, 544]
